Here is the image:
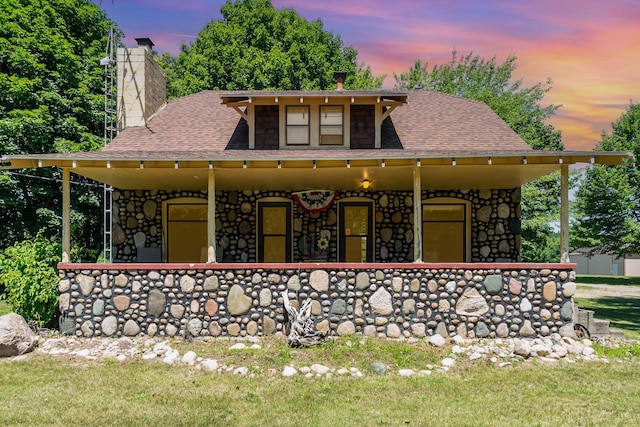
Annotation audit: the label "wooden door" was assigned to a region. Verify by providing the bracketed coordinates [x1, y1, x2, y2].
[339, 202, 373, 262]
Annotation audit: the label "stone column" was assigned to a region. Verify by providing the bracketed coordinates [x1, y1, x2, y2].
[207, 168, 217, 263]
[413, 166, 423, 262]
[560, 164, 570, 262]
[62, 168, 71, 262]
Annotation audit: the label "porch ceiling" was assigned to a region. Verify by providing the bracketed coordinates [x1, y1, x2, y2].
[2, 152, 632, 191]
[72, 162, 559, 191]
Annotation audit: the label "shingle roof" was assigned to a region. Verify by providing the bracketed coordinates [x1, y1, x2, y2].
[100, 90, 533, 159]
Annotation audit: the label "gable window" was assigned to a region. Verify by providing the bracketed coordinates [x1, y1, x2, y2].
[320, 105, 343, 145]
[286, 106, 309, 145]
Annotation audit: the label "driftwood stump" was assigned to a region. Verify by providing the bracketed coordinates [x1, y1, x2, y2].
[282, 291, 326, 348]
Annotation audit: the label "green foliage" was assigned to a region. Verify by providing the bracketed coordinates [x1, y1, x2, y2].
[0, 0, 115, 254]
[573, 103, 640, 256]
[0, 232, 60, 327]
[394, 51, 566, 261]
[593, 342, 640, 359]
[158, 0, 384, 97]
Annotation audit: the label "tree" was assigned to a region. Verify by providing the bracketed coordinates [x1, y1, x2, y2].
[0, 232, 60, 327]
[158, 0, 384, 98]
[394, 51, 565, 261]
[573, 103, 640, 256]
[0, 0, 114, 258]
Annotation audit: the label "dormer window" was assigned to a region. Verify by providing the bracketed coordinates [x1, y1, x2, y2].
[220, 91, 408, 150]
[286, 106, 310, 145]
[320, 106, 343, 145]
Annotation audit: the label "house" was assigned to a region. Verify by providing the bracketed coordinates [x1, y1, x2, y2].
[1, 39, 632, 340]
[571, 248, 640, 277]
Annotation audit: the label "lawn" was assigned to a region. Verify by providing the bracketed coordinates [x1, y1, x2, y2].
[574, 295, 640, 340]
[574, 275, 640, 341]
[575, 275, 640, 286]
[0, 300, 10, 316]
[1, 340, 639, 427]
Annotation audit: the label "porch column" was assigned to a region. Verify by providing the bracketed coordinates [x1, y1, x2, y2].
[413, 166, 423, 262]
[62, 168, 71, 262]
[560, 164, 570, 262]
[207, 169, 217, 263]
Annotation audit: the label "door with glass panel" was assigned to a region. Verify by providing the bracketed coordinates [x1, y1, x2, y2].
[167, 204, 208, 262]
[258, 202, 292, 262]
[422, 203, 466, 262]
[339, 202, 373, 262]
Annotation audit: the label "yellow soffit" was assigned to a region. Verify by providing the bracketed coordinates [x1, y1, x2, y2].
[1, 152, 633, 191]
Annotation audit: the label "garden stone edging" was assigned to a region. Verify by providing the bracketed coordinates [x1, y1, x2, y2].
[17, 333, 618, 378]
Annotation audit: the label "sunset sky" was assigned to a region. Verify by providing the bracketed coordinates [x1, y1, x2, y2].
[94, 0, 640, 151]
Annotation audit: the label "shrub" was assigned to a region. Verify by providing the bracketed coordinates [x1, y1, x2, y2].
[0, 232, 60, 327]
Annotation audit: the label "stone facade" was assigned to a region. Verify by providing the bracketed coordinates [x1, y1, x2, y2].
[58, 265, 576, 339]
[111, 188, 520, 263]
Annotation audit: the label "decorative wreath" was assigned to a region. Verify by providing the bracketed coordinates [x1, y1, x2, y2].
[317, 236, 330, 250]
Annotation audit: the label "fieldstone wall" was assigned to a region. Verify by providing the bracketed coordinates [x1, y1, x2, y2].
[111, 188, 520, 263]
[58, 265, 576, 340]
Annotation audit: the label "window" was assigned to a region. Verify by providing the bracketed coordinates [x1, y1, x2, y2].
[320, 105, 343, 145]
[286, 106, 309, 145]
[166, 203, 208, 262]
[257, 201, 293, 262]
[422, 201, 470, 262]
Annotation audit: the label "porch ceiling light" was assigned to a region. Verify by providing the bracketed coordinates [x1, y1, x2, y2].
[362, 179, 371, 189]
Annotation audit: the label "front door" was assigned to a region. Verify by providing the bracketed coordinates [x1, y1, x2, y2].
[257, 202, 292, 262]
[339, 202, 373, 262]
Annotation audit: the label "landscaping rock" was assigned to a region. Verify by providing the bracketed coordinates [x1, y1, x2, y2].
[0, 313, 38, 357]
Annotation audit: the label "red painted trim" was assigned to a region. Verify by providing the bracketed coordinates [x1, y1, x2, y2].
[58, 262, 577, 270]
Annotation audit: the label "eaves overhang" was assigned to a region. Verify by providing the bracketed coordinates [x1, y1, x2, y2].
[219, 90, 409, 105]
[1, 151, 633, 192]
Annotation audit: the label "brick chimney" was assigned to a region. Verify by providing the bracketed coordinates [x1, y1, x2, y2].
[116, 38, 166, 130]
[333, 71, 346, 91]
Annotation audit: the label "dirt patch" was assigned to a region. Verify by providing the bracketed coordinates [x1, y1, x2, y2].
[574, 284, 640, 299]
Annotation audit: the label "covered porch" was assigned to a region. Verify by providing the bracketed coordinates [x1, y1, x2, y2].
[2, 150, 631, 339]
[14, 151, 627, 265]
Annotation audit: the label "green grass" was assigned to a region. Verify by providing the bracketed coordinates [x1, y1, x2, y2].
[576, 275, 640, 286]
[0, 300, 11, 316]
[573, 275, 640, 340]
[575, 295, 640, 340]
[1, 341, 639, 427]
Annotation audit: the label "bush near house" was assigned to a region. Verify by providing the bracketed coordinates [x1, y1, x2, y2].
[0, 232, 60, 327]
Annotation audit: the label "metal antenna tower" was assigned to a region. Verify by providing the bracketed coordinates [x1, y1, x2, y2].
[100, 0, 116, 263]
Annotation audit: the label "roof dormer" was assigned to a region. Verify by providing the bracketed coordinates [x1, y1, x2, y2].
[220, 91, 407, 150]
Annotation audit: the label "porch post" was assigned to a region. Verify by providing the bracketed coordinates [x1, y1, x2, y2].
[413, 166, 423, 262]
[207, 169, 217, 263]
[560, 164, 570, 262]
[62, 168, 71, 262]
